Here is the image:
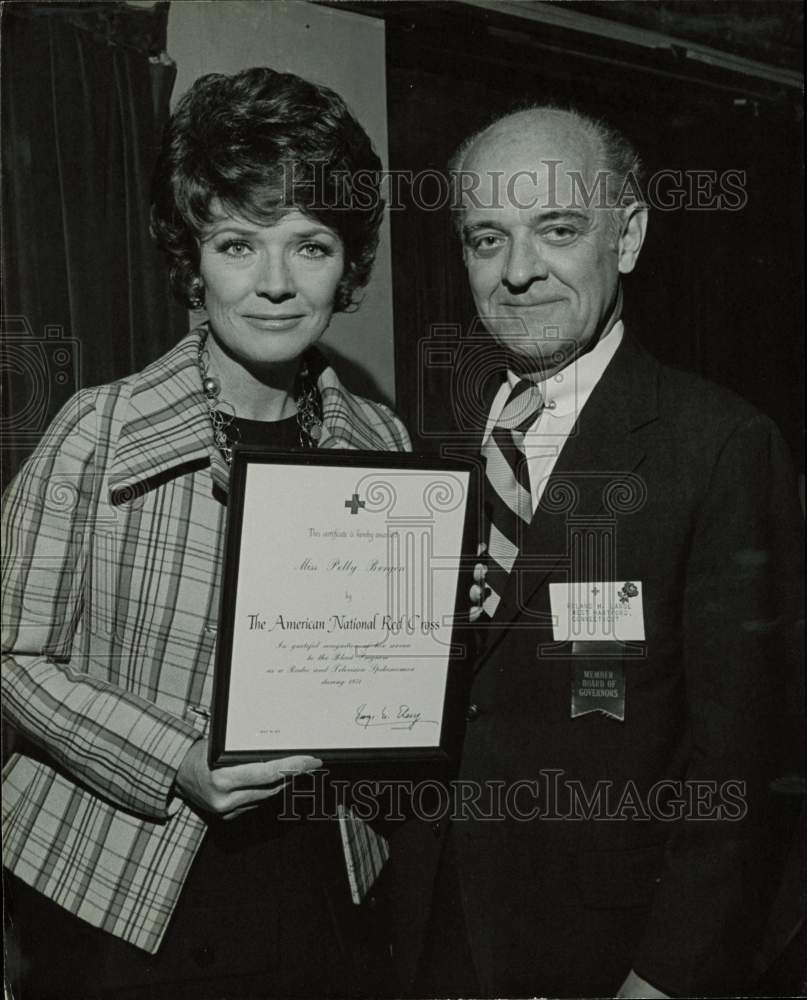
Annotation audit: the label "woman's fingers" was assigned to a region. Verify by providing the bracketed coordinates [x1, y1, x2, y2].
[219, 764, 320, 819]
[176, 741, 322, 817]
[213, 755, 322, 793]
[218, 782, 293, 816]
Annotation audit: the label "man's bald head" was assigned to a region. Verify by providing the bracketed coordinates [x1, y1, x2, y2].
[450, 106, 643, 233]
[455, 108, 602, 172]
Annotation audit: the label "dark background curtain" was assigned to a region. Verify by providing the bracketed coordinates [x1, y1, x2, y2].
[1, 1, 185, 491]
[383, 7, 803, 468]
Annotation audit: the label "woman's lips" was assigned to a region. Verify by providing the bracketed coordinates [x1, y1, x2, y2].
[241, 314, 306, 331]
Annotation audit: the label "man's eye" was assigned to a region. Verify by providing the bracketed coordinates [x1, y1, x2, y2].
[469, 234, 505, 254]
[542, 226, 578, 244]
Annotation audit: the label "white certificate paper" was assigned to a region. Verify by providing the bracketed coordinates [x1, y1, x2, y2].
[213, 454, 470, 761]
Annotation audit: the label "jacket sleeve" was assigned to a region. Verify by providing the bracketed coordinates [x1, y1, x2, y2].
[632, 413, 804, 995]
[383, 407, 413, 452]
[1, 391, 200, 820]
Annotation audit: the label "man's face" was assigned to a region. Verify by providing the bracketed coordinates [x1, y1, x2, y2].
[459, 115, 645, 371]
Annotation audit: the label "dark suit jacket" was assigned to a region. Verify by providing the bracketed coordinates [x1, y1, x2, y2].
[387, 333, 804, 998]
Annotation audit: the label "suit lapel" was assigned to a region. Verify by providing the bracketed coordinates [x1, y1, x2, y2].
[476, 334, 660, 665]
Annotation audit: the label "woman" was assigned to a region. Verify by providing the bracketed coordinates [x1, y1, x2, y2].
[2, 67, 409, 999]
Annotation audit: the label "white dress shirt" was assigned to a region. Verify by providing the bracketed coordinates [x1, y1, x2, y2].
[481, 321, 624, 513]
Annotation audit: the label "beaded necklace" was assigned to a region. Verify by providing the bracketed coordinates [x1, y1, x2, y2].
[197, 331, 323, 464]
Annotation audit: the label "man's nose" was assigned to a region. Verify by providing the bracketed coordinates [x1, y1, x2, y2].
[502, 235, 548, 292]
[255, 252, 295, 301]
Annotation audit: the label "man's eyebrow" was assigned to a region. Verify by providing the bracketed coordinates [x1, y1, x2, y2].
[533, 209, 592, 224]
[462, 220, 504, 239]
[462, 209, 592, 240]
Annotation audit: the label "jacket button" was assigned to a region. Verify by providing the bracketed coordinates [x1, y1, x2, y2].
[466, 703, 480, 721]
[431, 822, 441, 837]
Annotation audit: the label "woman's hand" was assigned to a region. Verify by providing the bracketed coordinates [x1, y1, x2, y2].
[175, 739, 322, 820]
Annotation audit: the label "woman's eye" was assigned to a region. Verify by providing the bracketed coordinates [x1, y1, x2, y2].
[219, 240, 252, 257]
[298, 242, 329, 258]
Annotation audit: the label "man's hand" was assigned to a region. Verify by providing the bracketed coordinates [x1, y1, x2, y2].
[617, 969, 670, 998]
[175, 739, 322, 820]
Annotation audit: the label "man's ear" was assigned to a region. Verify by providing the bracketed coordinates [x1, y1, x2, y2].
[617, 203, 648, 275]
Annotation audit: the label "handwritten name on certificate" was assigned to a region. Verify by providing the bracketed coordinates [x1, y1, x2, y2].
[219, 459, 469, 755]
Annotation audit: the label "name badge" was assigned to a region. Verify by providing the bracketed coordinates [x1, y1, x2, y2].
[549, 580, 646, 643]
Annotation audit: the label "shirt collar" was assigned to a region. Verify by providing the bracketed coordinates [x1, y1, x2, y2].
[483, 321, 624, 443]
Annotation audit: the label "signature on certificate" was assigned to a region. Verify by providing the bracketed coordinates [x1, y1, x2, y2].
[354, 703, 437, 731]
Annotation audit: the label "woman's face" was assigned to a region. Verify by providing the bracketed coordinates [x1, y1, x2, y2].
[198, 204, 345, 370]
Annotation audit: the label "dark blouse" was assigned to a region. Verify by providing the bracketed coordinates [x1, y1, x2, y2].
[229, 413, 300, 451]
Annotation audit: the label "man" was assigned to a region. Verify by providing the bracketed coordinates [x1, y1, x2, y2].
[389, 107, 803, 998]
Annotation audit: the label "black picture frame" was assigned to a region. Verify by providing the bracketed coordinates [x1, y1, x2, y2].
[209, 448, 474, 769]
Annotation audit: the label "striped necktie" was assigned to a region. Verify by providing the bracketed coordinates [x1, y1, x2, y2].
[471, 379, 544, 620]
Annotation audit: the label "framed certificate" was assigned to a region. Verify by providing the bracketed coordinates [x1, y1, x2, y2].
[209, 449, 473, 767]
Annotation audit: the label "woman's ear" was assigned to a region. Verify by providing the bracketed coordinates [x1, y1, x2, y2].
[334, 261, 357, 313]
[189, 275, 206, 311]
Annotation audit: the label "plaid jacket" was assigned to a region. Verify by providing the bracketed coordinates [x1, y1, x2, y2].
[2, 327, 410, 953]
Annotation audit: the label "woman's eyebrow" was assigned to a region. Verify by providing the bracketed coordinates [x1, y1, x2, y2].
[201, 223, 260, 240]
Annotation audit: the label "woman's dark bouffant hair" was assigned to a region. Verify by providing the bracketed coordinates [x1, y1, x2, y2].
[150, 67, 385, 312]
